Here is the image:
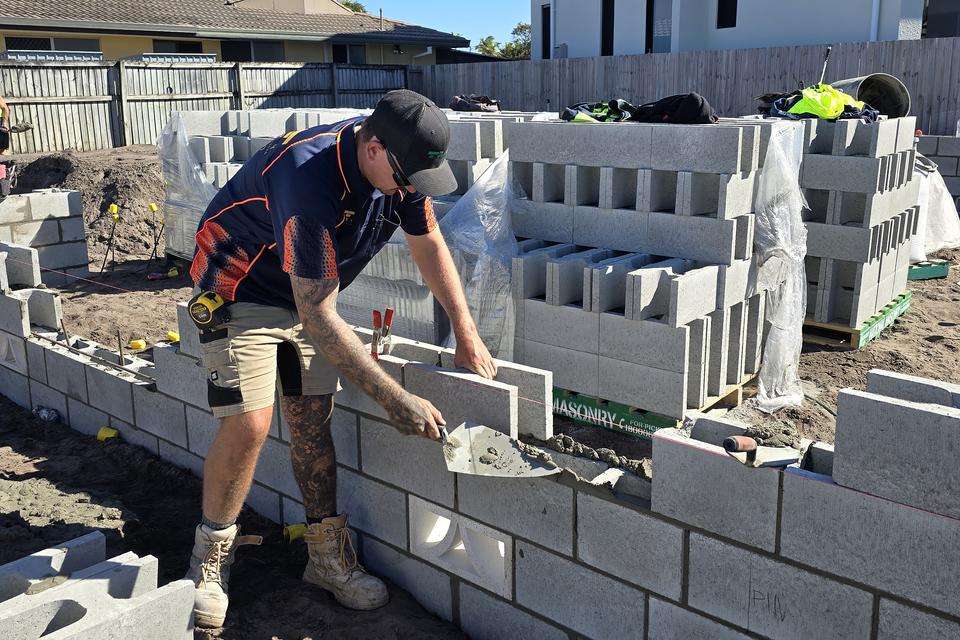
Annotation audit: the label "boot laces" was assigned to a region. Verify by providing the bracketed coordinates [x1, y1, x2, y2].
[199, 540, 229, 587]
[335, 526, 359, 574]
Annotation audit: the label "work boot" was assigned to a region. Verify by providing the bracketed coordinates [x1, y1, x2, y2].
[185, 524, 262, 628]
[302, 514, 389, 610]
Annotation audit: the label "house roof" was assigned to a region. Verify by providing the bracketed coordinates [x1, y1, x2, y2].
[0, 0, 469, 47]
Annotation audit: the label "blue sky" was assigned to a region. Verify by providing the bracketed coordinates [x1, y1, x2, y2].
[367, 1, 529, 50]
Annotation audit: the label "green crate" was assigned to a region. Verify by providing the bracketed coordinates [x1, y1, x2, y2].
[908, 260, 950, 281]
[552, 389, 678, 438]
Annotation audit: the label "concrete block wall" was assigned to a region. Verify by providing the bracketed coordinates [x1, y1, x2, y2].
[0, 189, 89, 287]
[0, 532, 194, 638]
[800, 118, 919, 327]
[919, 133, 960, 208]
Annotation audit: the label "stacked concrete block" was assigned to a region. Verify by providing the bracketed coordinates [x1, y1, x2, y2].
[0, 189, 88, 288]
[919, 133, 960, 207]
[801, 118, 919, 327]
[0, 534, 193, 639]
[505, 118, 784, 417]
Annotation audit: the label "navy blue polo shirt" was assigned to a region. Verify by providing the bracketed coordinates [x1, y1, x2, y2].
[190, 117, 437, 310]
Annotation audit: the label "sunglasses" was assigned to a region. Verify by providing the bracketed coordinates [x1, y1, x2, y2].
[379, 141, 411, 189]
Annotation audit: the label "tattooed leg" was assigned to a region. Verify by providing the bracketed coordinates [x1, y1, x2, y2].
[281, 394, 337, 520]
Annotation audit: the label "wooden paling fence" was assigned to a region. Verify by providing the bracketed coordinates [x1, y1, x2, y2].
[409, 36, 960, 136]
[0, 61, 408, 153]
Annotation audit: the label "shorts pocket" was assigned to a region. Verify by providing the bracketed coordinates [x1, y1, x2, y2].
[200, 338, 243, 408]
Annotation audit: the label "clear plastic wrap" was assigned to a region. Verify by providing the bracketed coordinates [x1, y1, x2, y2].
[439, 152, 519, 359]
[156, 113, 218, 259]
[911, 154, 960, 262]
[750, 120, 808, 411]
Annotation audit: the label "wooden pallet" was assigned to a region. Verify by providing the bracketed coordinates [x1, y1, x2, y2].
[908, 259, 950, 281]
[803, 292, 912, 349]
[552, 373, 758, 438]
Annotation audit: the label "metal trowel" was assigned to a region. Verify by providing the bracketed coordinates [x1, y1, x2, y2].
[439, 422, 560, 478]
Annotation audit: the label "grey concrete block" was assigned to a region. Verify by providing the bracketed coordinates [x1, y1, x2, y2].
[511, 200, 574, 243]
[834, 388, 960, 519]
[624, 258, 691, 321]
[801, 153, 886, 193]
[0, 252, 8, 291]
[565, 165, 600, 206]
[687, 316, 711, 408]
[14, 288, 62, 330]
[253, 436, 301, 500]
[244, 482, 281, 523]
[110, 417, 160, 456]
[832, 118, 899, 157]
[158, 440, 204, 476]
[524, 299, 598, 352]
[337, 468, 407, 548]
[189, 136, 211, 164]
[404, 363, 518, 438]
[725, 300, 748, 385]
[507, 120, 653, 168]
[637, 169, 679, 212]
[647, 212, 738, 264]
[520, 339, 598, 396]
[0, 531, 104, 593]
[184, 404, 218, 456]
[0, 364, 29, 407]
[546, 247, 615, 306]
[0, 294, 29, 337]
[781, 468, 960, 617]
[512, 243, 578, 299]
[45, 345, 88, 402]
[648, 597, 752, 640]
[132, 384, 188, 448]
[707, 306, 730, 396]
[152, 343, 208, 409]
[175, 302, 200, 359]
[459, 582, 568, 640]
[408, 494, 512, 597]
[805, 220, 876, 262]
[67, 398, 109, 436]
[650, 124, 750, 173]
[598, 314, 688, 373]
[668, 264, 721, 326]
[0, 194, 31, 224]
[458, 473, 573, 554]
[532, 162, 566, 203]
[931, 155, 960, 176]
[599, 167, 639, 209]
[85, 364, 135, 423]
[917, 135, 939, 155]
[652, 428, 779, 550]
[0, 243, 41, 287]
[0, 329, 27, 375]
[36, 241, 89, 270]
[572, 206, 649, 252]
[744, 294, 765, 375]
[866, 368, 960, 408]
[515, 540, 646, 639]
[577, 492, 683, 598]
[282, 496, 306, 524]
[30, 381, 67, 419]
[11, 218, 60, 246]
[360, 535, 453, 621]
[690, 532, 873, 640]
[58, 217, 87, 243]
[207, 135, 235, 163]
[24, 338, 46, 383]
[446, 120, 482, 161]
[877, 599, 960, 640]
[330, 407, 358, 469]
[937, 135, 960, 157]
[583, 253, 654, 313]
[359, 416, 453, 507]
[26, 189, 82, 219]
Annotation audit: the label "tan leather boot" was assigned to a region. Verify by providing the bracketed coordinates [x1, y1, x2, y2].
[302, 514, 389, 610]
[185, 524, 261, 628]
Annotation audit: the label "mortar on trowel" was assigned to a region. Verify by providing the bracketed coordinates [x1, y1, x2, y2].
[439, 422, 560, 478]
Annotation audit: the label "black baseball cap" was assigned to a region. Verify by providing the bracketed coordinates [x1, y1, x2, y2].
[363, 89, 457, 196]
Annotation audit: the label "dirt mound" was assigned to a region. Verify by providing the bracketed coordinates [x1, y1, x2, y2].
[13, 146, 166, 262]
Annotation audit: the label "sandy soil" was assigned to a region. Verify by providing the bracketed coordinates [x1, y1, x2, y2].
[0, 398, 464, 640]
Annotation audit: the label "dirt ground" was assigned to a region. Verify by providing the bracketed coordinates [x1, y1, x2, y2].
[0, 399, 463, 639]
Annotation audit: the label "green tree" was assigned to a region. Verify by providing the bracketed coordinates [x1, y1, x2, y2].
[475, 36, 500, 56]
[340, 0, 366, 12]
[500, 22, 531, 59]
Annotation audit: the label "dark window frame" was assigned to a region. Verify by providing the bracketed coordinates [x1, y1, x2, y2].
[153, 39, 204, 54]
[5, 36, 53, 51]
[717, 0, 738, 29]
[601, 0, 615, 56]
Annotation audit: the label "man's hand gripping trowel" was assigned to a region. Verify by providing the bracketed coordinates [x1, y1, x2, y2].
[438, 422, 560, 478]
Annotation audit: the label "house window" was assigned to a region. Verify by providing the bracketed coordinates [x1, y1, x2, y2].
[5, 36, 51, 50]
[717, 0, 737, 29]
[5, 36, 100, 52]
[221, 40, 252, 62]
[601, 0, 615, 56]
[153, 40, 203, 54]
[252, 40, 285, 62]
[332, 44, 366, 64]
[541, 4, 551, 59]
[220, 40, 285, 62]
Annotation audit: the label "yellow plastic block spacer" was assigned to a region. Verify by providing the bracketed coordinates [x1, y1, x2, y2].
[283, 523, 307, 543]
[97, 426, 119, 442]
[129, 339, 146, 350]
[167, 331, 180, 343]
[148, 202, 159, 212]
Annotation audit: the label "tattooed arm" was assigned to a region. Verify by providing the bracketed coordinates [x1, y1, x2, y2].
[290, 274, 445, 439]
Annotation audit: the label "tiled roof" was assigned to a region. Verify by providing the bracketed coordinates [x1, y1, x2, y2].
[0, 0, 468, 46]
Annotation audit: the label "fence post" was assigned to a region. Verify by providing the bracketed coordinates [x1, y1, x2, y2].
[116, 60, 130, 146]
[331, 62, 339, 107]
[236, 62, 246, 110]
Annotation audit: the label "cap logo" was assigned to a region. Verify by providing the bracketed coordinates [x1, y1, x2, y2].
[427, 150, 446, 159]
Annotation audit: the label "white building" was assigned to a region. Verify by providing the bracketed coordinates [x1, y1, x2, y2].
[531, 0, 926, 59]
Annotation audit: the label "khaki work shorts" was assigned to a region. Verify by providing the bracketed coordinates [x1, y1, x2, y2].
[199, 301, 341, 418]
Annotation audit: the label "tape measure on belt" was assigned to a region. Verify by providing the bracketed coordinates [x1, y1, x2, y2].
[188, 291, 231, 330]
